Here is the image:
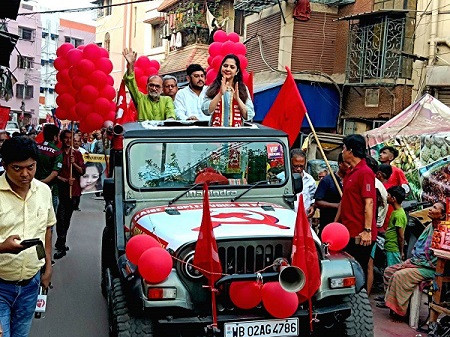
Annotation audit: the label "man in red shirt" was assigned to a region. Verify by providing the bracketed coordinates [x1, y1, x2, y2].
[379, 146, 409, 193]
[54, 130, 85, 259]
[335, 134, 377, 280]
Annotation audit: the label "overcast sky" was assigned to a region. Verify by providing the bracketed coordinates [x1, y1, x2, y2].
[36, 0, 97, 25]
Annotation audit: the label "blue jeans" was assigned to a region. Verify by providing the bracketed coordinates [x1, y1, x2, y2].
[0, 273, 40, 337]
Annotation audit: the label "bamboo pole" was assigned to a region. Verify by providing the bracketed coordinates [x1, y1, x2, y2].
[304, 112, 343, 197]
[69, 122, 74, 199]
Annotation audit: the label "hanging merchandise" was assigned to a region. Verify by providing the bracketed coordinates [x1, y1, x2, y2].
[293, 0, 311, 21]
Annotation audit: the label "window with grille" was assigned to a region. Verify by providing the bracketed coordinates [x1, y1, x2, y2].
[152, 24, 163, 48]
[18, 27, 35, 41]
[17, 56, 34, 69]
[16, 84, 34, 99]
[64, 37, 84, 47]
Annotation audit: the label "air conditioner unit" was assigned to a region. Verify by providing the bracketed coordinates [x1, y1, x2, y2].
[365, 88, 380, 107]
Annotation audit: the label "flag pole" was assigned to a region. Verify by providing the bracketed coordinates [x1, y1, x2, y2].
[304, 112, 342, 197]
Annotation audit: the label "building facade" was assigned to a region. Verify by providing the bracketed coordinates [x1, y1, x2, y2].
[0, 1, 41, 126]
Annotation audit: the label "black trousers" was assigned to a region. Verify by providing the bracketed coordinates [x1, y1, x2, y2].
[55, 189, 79, 250]
[345, 238, 374, 285]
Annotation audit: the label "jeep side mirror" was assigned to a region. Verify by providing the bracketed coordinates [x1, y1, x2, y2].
[292, 173, 303, 194]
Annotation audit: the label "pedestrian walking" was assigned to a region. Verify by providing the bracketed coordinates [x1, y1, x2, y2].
[0, 136, 55, 337]
[54, 130, 85, 259]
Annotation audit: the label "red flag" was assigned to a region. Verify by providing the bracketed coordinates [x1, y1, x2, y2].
[262, 67, 307, 147]
[193, 183, 222, 284]
[115, 80, 136, 124]
[292, 195, 321, 330]
[292, 195, 321, 299]
[248, 71, 254, 100]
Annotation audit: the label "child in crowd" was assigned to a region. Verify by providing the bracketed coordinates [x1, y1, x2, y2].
[384, 186, 407, 266]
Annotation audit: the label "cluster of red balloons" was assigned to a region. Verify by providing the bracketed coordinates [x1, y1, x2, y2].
[321, 222, 350, 252]
[206, 30, 249, 85]
[134, 56, 160, 94]
[125, 234, 173, 284]
[229, 281, 298, 318]
[54, 43, 115, 132]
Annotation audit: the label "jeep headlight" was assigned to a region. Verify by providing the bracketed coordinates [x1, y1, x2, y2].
[183, 251, 203, 279]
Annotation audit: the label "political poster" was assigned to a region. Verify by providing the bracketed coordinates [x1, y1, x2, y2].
[81, 153, 108, 194]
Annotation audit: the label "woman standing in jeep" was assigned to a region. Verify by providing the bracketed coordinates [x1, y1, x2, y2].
[202, 54, 255, 127]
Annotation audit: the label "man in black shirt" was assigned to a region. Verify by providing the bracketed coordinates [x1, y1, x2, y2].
[314, 153, 349, 236]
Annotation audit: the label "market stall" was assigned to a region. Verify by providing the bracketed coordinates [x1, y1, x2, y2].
[365, 94, 450, 202]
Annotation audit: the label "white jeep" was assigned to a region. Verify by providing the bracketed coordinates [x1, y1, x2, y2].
[101, 121, 373, 337]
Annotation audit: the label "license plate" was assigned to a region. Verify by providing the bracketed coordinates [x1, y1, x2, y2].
[224, 318, 299, 337]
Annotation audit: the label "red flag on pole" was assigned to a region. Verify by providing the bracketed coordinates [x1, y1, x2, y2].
[193, 183, 222, 327]
[262, 67, 307, 147]
[291, 195, 321, 330]
[115, 80, 136, 124]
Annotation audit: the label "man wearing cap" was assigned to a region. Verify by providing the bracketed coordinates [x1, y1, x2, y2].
[174, 64, 210, 121]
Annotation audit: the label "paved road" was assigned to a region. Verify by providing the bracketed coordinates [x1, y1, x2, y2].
[28, 195, 426, 337]
[30, 195, 108, 337]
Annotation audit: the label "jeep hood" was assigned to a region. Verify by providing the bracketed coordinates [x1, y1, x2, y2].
[131, 202, 319, 251]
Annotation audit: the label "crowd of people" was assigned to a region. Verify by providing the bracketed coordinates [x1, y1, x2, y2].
[294, 134, 447, 322]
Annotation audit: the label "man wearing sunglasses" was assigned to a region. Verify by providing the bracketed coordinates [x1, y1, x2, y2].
[122, 48, 176, 121]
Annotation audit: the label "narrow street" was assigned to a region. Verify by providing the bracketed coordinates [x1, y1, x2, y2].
[28, 195, 428, 337]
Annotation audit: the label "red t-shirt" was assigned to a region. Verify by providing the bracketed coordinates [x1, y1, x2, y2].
[340, 159, 377, 241]
[59, 149, 85, 197]
[384, 165, 408, 190]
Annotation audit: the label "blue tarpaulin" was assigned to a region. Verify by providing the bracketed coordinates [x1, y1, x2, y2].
[253, 81, 339, 129]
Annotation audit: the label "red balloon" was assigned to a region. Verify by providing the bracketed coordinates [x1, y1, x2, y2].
[234, 42, 247, 56]
[99, 47, 109, 58]
[321, 222, 350, 251]
[56, 69, 71, 84]
[68, 66, 79, 78]
[135, 56, 151, 70]
[137, 75, 148, 88]
[96, 57, 113, 74]
[56, 43, 74, 57]
[83, 43, 101, 61]
[149, 60, 160, 71]
[72, 76, 89, 91]
[66, 48, 84, 66]
[206, 69, 218, 85]
[77, 45, 86, 51]
[138, 247, 173, 284]
[55, 107, 68, 120]
[134, 67, 144, 80]
[237, 54, 248, 69]
[242, 70, 249, 84]
[75, 102, 93, 120]
[229, 282, 262, 309]
[94, 97, 111, 115]
[262, 282, 298, 319]
[83, 113, 105, 132]
[76, 59, 96, 77]
[125, 234, 160, 265]
[107, 75, 114, 86]
[146, 67, 158, 76]
[220, 41, 235, 56]
[100, 85, 116, 101]
[88, 70, 108, 89]
[213, 30, 228, 43]
[79, 85, 99, 104]
[208, 42, 222, 57]
[109, 101, 116, 111]
[228, 32, 240, 43]
[211, 55, 223, 71]
[105, 111, 116, 122]
[56, 93, 76, 110]
[207, 55, 213, 66]
[55, 82, 69, 95]
[54, 57, 69, 71]
[67, 106, 77, 121]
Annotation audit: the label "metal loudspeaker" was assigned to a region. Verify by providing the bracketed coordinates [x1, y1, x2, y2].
[279, 266, 306, 293]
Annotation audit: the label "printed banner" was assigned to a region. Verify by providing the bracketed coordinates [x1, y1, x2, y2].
[81, 153, 109, 194]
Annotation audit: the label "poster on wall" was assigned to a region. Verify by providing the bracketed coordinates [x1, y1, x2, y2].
[81, 153, 108, 194]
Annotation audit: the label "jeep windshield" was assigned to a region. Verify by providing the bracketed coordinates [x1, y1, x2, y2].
[127, 140, 287, 189]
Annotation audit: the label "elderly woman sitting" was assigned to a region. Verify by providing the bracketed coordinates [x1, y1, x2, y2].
[381, 201, 446, 316]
